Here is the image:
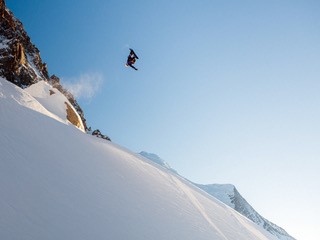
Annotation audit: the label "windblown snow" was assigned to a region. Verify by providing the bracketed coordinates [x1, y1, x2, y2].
[0, 77, 277, 240]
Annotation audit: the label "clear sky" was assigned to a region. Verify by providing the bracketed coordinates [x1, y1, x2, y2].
[7, 0, 320, 239]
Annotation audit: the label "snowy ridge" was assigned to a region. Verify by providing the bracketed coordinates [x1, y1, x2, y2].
[195, 184, 236, 208]
[0, 77, 63, 123]
[139, 151, 178, 173]
[195, 184, 296, 240]
[0, 77, 277, 240]
[0, 78, 84, 131]
[140, 152, 295, 240]
[25, 80, 85, 132]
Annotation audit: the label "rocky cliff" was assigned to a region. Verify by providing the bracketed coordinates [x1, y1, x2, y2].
[0, 0, 48, 86]
[0, 0, 88, 131]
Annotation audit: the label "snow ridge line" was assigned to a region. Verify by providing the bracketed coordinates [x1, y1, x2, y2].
[170, 175, 229, 240]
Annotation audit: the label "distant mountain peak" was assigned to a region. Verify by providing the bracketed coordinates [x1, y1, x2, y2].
[195, 183, 296, 240]
[141, 151, 296, 240]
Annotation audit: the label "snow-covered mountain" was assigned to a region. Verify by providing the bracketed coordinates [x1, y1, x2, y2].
[0, 0, 294, 239]
[0, 77, 281, 240]
[140, 152, 295, 240]
[195, 184, 295, 240]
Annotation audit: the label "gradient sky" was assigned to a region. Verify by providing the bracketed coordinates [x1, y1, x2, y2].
[7, 1, 320, 239]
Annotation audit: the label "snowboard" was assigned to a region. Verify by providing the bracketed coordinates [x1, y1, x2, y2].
[129, 48, 139, 59]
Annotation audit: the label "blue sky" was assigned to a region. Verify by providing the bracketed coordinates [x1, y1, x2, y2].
[7, 0, 320, 239]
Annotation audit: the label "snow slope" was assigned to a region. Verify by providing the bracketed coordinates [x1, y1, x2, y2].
[139, 151, 178, 174]
[195, 184, 295, 240]
[0, 78, 277, 240]
[196, 184, 236, 208]
[139, 152, 295, 240]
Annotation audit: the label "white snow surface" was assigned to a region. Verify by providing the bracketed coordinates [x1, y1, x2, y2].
[197, 184, 236, 208]
[139, 151, 177, 173]
[25, 80, 85, 132]
[0, 78, 277, 240]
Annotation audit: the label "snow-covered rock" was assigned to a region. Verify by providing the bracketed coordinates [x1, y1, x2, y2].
[25, 80, 85, 132]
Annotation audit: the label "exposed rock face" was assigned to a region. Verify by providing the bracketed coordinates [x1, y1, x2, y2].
[50, 75, 87, 130]
[0, 0, 48, 86]
[65, 102, 82, 129]
[89, 128, 111, 141]
[0, 0, 88, 131]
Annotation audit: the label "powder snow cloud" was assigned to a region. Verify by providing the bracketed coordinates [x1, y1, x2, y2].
[61, 73, 103, 100]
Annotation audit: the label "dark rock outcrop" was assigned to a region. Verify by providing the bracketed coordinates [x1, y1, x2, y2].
[91, 129, 111, 141]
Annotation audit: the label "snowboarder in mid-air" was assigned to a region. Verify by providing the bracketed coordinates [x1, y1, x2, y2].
[125, 48, 139, 71]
